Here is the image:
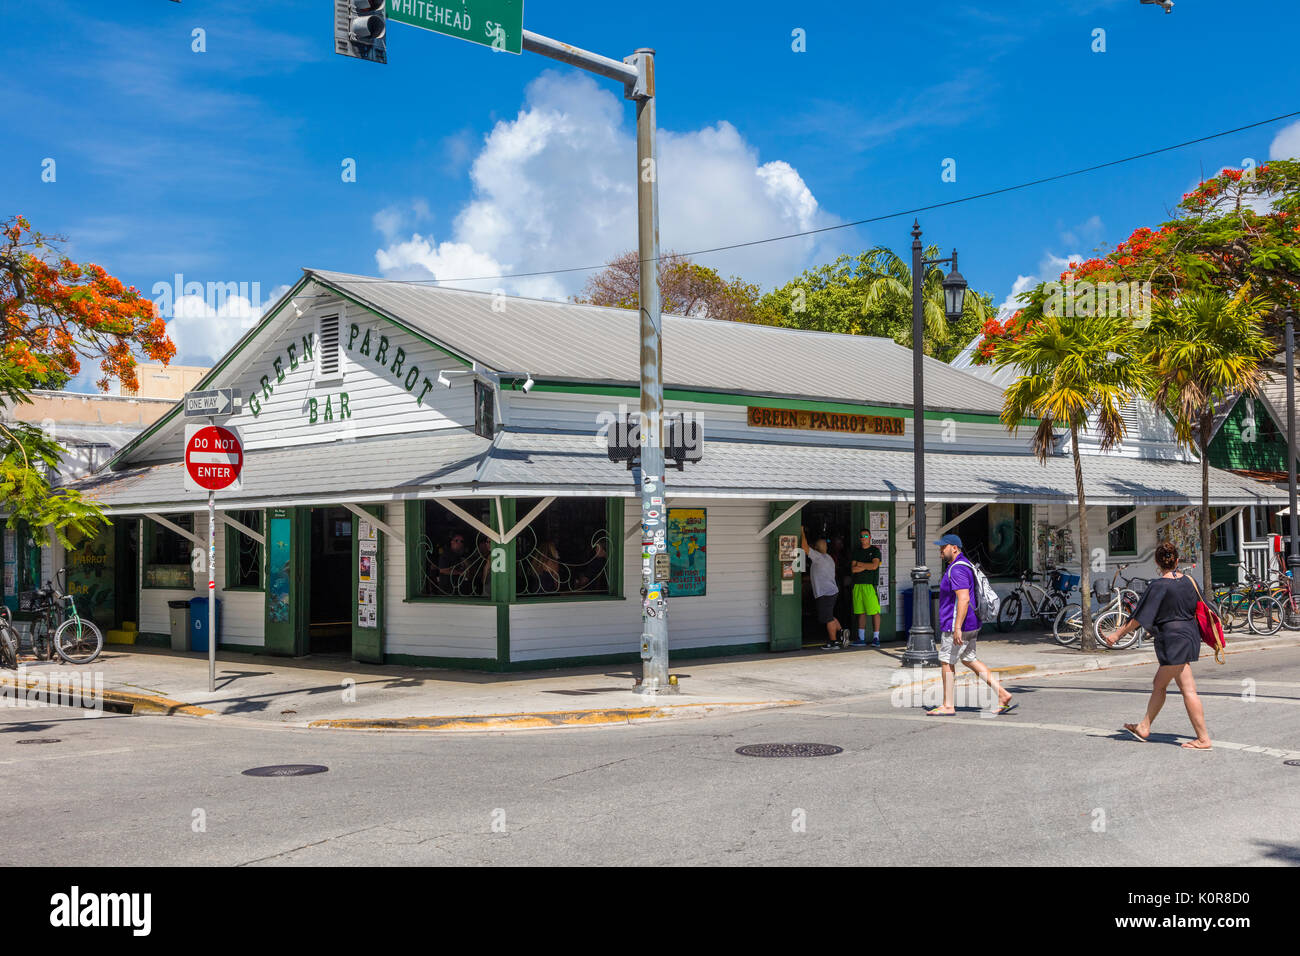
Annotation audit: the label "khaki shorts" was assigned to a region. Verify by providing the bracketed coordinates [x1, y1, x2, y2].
[939, 630, 978, 665]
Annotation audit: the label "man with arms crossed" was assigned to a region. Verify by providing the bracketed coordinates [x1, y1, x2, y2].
[851, 529, 882, 646]
[926, 534, 1015, 716]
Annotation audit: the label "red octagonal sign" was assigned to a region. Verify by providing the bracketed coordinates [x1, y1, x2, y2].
[185, 424, 243, 492]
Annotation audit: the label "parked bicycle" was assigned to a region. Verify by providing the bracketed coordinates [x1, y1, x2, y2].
[997, 567, 1078, 632]
[1053, 563, 1147, 648]
[18, 569, 104, 665]
[1212, 563, 1295, 636]
[0, 606, 18, 669]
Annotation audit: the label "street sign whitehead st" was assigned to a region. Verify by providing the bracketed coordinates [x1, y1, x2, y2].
[389, 0, 523, 54]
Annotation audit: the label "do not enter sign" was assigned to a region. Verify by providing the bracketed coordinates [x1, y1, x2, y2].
[184, 424, 244, 492]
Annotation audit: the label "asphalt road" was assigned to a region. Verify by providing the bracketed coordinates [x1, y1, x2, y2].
[2, 644, 1298, 866]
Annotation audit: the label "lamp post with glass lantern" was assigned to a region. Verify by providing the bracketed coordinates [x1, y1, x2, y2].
[902, 220, 969, 667]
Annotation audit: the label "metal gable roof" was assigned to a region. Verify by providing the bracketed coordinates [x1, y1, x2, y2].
[478, 431, 1287, 505]
[73, 431, 493, 513]
[309, 269, 1010, 415]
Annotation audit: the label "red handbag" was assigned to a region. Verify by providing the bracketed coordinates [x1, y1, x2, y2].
[1188, 578, 1226, 664]
[1195, 602, 1226, 664]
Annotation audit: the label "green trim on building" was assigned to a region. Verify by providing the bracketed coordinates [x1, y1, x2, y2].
[385, 641, 772, 673]
[505, 380, 1033, 426]
[1208, 394, 1290, 473]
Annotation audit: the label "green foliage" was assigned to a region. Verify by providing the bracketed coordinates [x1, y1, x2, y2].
[755, 246, 991, 361]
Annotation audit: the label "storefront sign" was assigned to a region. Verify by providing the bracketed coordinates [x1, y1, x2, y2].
[667, 508, 706, 597]
[747, 406, 904, 436]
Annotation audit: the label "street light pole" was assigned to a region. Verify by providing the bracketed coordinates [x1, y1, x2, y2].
[512, 33, 673, 694]
[902, 221, 966, 668]
[1286, 310, 1299, 607]
[904, 221, 936, 667]
[633, 50, 672, 694]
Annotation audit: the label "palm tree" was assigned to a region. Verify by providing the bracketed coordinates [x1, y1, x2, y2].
[860, 245, 988, 350]
[1146, 286, 1275, 596]
[994, 310, 1151, 651]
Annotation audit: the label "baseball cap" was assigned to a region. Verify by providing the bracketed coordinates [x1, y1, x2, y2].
[933, 533, 963, 549]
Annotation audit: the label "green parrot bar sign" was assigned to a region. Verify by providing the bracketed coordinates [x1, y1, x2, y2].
[389, 0, 524, 55]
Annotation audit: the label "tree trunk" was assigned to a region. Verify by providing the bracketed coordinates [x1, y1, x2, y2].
[1073, 424, 1094, 652]
[1201, 410, 1213, 596]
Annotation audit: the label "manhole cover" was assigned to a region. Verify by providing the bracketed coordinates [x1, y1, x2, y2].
[735, 743, 843, 758]
[241, 764, 328, 777]
[15, 738, 61, 745]
[1285, 759, 1300, 768]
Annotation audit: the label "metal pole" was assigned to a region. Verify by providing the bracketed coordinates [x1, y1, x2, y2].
[903, 220, 938, 666]
[489, 32, 671, 693]
[208, 488, 216, 693]
[1286, 311, 1299, 614]
[634, 50, 672, 695]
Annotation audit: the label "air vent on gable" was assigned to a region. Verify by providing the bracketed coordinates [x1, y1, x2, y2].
[1118, 399, 1141, 439]
[317, 314, 341, 380]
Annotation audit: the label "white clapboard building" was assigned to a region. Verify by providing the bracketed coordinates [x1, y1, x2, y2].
[47, 270, 1286, 669]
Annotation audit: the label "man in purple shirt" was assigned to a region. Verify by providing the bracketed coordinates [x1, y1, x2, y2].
[927, 534, 1015, 716]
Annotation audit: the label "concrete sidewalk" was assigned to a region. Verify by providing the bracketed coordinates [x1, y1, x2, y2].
[2, 630, 1296, 732]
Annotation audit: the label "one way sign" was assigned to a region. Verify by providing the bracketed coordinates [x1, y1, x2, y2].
[184, 388, 242, 419]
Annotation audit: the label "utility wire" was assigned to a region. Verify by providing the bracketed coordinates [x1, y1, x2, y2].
[338, 108, 1300, 287]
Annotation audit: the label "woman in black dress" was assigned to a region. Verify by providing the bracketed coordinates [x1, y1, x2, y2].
[1102, 542, 1212, 750]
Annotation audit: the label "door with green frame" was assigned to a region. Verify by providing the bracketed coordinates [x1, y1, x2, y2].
[264, 507, 310, 656]
[768, 502, 803, 651]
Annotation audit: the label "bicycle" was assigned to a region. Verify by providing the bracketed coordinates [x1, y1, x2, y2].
[1214, 564, 1291, 636]
[1053, 563, 1147, 649]
[997, 567, 1076, 632]
[0, 607, 18, 669]
[19, 569, 104, 665]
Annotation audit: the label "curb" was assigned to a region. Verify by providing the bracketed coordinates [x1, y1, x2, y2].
[0, 672, 215, 717]
[306, 700, 804, 732]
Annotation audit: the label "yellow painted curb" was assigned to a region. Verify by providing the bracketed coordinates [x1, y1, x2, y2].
[0, 673, 213, 717]
[308, 699, 804, 732]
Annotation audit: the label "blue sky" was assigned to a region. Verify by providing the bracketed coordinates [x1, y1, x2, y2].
[5, 0, 1300, 380]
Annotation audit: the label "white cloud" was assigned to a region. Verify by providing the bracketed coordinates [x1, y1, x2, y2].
[374, 71, 833, 299]
[1270, 120, 1300, 160]
[993, 251, 1083, 319]
[164, 283, 290, 365]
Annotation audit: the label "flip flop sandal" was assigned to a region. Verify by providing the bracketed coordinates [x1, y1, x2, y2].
[925, 709, 957, 717]
[1122, 724, 1149, 743]
[1181, 742, 1213, 751]
[996, 702, 1018, 715]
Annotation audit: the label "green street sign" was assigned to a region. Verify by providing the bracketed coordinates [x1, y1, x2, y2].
[389, 0, 524, 55]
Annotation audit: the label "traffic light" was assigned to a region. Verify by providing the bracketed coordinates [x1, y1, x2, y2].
[334, 0, 387, 64]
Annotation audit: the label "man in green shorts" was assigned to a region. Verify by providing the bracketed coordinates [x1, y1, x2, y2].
[851, 529, 883, 646]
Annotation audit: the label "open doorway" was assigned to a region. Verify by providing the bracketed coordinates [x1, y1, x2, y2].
[307, 506, 353, 655]
[799, 502, 852, 646]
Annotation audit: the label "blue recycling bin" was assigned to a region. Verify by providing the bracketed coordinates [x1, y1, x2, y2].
[899, 587, 942, 637]
[189, 597, 222, 652]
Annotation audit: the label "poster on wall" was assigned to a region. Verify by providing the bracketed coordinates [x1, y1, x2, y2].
[358, 518, 378, 555]
[267, 514, 291, 623]
[667, 508, 706, 597]
[870, 510, 891, 608]
[778, 534, 798, 561]
[357, 516, 379, 629]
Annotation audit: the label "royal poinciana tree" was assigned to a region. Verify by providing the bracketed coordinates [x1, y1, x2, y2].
[977, 159, 1300, 359]
[975, 160, 1300, 621]
[1, 215, 175, 546]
